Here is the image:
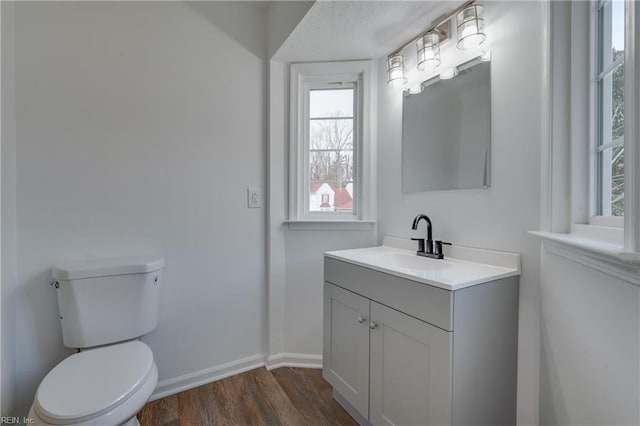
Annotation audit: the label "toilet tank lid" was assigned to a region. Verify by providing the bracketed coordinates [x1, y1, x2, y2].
[52, 257, 165, 280]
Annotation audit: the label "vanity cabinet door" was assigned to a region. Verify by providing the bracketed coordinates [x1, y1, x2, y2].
[323, 283, 371, 417]
[369, 302, 452, 426]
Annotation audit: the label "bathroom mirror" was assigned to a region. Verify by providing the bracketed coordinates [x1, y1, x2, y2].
[402, 58, 491, 193]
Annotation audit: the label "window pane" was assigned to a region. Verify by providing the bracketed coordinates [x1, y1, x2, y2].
[309, 148, 354, 213]
[310, 89, 354, 118]
[597, 0, 625, 73]
[595, 0, 624, 218]
[309, 150, 354, 183]
[309, 181, 354, 213]
[610, 64, 624, 143]
[310, 119, 353, 150]
[596, 146, 624, 216]
[308, 87, 356, 214]
[611, 145, 625, 216]
[597, 64, 624, 147]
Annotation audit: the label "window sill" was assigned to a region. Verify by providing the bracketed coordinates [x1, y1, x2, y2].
[530, 230, 640, 286]
[285, 220, 376, 231]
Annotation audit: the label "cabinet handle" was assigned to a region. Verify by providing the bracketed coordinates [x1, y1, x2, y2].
[369, 321, 378, 330]
[357, 315, 367, 323]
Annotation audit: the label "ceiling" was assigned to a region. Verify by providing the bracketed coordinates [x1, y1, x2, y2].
[273, 0, 465, 63]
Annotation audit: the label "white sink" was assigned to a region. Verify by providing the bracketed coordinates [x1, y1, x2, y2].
[324, 244, 520, 290]
[387, 252, 455, 270]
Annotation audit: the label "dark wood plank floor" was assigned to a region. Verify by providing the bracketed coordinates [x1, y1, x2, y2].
[138, 367, 358, 426]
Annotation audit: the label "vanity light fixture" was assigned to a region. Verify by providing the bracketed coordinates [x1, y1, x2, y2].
[416, 32, 441, 71]
[456, 4, 486, 49]
[386, 0, 487, 89]
[387, 54, 407, 87]
[439, 67, 458, 80]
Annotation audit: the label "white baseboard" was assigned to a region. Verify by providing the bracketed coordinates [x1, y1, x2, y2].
[265, 352, 323, 370]
[150, 353, 266, 401]
[149, 352, 323, 401]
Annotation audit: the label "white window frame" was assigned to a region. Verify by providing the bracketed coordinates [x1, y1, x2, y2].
[288, 61, 376, 229]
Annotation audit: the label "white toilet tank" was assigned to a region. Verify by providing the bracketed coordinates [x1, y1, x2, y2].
[51, 257, 164, 349]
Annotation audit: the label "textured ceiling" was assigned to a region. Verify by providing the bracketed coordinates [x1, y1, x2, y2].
[273, 1, 465, 62]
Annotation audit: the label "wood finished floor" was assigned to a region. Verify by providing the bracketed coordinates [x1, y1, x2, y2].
[138, 367, 358, 426]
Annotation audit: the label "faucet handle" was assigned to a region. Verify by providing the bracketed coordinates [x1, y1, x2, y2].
[411, 237, 426, 253]
[433, 241, 452, 256]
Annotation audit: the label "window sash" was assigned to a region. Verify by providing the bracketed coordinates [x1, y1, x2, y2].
[592, 0, 625, 220]
[302, 81, 361, 218]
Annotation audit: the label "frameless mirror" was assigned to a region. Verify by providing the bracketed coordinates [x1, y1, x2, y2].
[402, 58, 491, 193]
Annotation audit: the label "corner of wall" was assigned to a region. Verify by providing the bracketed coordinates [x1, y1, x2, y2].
[267, 59, 288, 359]
[1, 0, 18, 416]
[267, 1, 315, 60]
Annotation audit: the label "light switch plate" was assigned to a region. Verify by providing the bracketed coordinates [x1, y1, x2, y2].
[247, 187, 261, 208]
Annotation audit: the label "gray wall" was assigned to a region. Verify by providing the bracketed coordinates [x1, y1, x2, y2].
[5, 1, 267, 414]
[1, 1, 18, 417]
[539, 248, 639, 424]
[375, 2, 543, 424]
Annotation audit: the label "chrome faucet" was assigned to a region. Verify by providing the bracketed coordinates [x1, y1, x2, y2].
[411, 214, 451, 259]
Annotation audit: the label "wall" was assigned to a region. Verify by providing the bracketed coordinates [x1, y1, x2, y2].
[376, 2, 543, 424]
[539, 247, 639, 425]
[265, 1, 332, 366]
[267, 1, 314, 60]
[280, 229, 376, 356]
[1, 0, 17, 416]
[267, 59, 377, 363]
[9, 1, 267, 414]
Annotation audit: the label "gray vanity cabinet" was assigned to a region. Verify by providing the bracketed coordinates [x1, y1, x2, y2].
[324, 282, 452, 425]
[323, 257, 519, 426]
[323, 283, 371, 416]
[369, 301, 452, 426]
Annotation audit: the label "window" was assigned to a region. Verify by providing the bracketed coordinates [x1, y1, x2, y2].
[289, 61, 375, 227]
[538, 0, 640, 260]
[309, 87, 356, 214]
[593, 0, 625, 220]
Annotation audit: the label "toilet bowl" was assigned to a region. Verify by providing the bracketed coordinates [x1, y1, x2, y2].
[28, 257, 164, 426]
[28, 341, 158, 426]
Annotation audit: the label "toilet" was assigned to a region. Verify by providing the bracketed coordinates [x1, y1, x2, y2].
[28, 257, 165, 425]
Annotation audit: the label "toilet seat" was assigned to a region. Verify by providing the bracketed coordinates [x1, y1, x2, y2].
[34, 341, 154, 424]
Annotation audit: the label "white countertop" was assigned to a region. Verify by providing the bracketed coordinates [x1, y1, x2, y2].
[325, 243, 520, 291]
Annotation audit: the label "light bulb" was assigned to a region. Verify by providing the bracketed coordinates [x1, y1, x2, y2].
[406, 84, 423, 94]
[440, 67, 458, 80]
[387, 54, 407, 87]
